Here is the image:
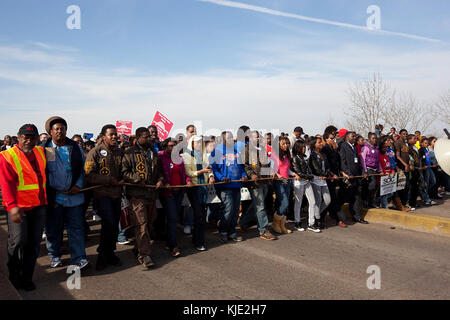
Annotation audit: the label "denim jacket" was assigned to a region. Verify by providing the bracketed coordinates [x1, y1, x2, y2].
[45, 140, 85, 207]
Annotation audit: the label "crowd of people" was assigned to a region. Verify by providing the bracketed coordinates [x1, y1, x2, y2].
[1, 116, 449, 292]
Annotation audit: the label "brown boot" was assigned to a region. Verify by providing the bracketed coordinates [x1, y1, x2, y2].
[259, 228, 277, 241]
[280, 215, 292, 234]
[271, 213, 283, 234]
[393, 197, 409, 212]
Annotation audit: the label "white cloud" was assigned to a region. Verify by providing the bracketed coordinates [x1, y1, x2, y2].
[0, 39, 449, 137]
[29, 42, 79, 53]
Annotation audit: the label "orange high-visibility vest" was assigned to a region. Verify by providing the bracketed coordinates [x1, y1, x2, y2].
[1, 145, 47, 209]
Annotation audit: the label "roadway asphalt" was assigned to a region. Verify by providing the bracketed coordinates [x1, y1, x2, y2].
[2, 208, 448, 300]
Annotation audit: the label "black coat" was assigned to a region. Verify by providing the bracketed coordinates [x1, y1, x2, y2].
[309, 150, 331, 177]
[322, 144, 340, 175]
[339, 142, 362, 177]
[291, 154, 314, 181]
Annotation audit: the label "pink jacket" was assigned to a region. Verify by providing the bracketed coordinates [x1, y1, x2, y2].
[158, 150, 191, 197]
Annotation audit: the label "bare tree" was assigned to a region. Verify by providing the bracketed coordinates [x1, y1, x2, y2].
[382, 93, 434, 134]
[344, 73, 394, 135]
[433, 90, 450, 126]
[344, 72, 435, 135]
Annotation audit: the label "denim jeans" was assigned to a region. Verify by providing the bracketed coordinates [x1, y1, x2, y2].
[7, 206, 46, 283]
[96, 196, 121, 258]
[45, 204, 87, 265]
[422, 168, 436, 203]
[240, 185, 269, 234]
[379, 193, 393, 209]
[217, 188, 241, 237]
[273, 180, 292, 216]
[117, 221, 131, 242]
[161, 191, 184, 250]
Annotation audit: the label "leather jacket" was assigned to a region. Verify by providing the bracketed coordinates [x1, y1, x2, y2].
[291, 154, 314, 181]
[309, 151, 331, 177]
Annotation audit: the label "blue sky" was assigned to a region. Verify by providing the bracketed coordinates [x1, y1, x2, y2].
[0, 0, 449, 137]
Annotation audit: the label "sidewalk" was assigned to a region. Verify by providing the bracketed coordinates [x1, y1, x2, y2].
[343, 194, 450, 237]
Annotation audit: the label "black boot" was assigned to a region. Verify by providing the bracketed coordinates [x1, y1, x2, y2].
[7, 254, 22, 289]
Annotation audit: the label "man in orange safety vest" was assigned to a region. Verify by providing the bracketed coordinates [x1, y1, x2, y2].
[0, 124, 47, 291]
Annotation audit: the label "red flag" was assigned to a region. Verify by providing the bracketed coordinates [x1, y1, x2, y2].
[151, 111, 173, 140]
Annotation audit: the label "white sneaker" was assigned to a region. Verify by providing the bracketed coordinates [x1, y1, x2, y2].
[409, 207, 416, 212]
[50, 257, 63, 268]
[307, 225, 321, 233]
[93, 214, 102, 221]
[430, 200, 437, 205]
[184, 225, 192, 235]
[294, 222, 305, 231]
[76, 259, 89, 270]
[445, 192, 450, 196]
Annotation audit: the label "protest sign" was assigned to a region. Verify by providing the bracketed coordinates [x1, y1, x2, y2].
[396, 171, 407, 191]
[151, 111, 173, 140]
[116, 120, 133, 135]
[380, 173, 398, 196]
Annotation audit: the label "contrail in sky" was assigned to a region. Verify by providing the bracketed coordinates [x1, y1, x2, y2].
[199, 0, 441, 43]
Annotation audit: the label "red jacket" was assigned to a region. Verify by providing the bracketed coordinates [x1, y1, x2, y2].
[0, 147, 46, 212]
[379, 153, 394, 175]
[158, 150, 191, 197]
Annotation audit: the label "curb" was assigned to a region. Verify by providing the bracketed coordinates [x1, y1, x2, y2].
[342, 204, 450, 237]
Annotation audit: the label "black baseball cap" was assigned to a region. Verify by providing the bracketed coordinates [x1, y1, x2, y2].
[18, 124, 39, 137]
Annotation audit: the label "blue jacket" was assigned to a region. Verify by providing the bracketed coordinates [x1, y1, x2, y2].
[209, 142, 247, 189]
[44, 138, 85, 207]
